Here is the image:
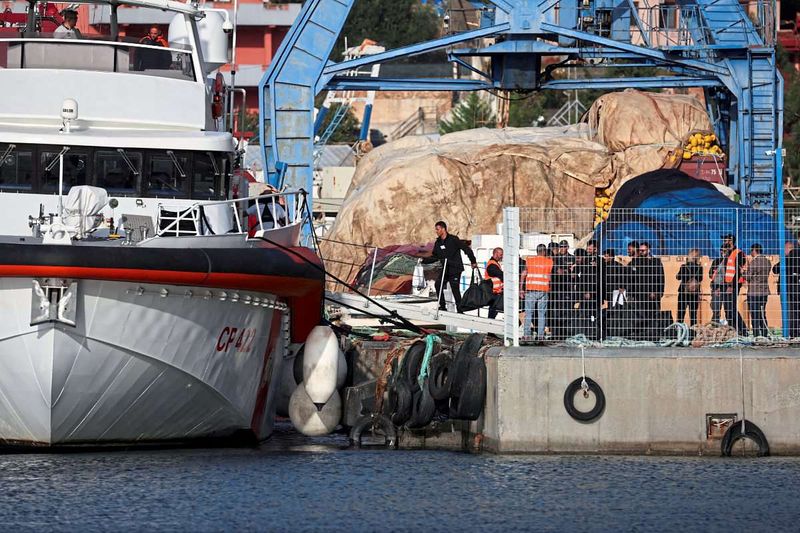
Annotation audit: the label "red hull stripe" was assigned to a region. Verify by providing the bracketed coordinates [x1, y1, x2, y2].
[0, 265, 321, 297]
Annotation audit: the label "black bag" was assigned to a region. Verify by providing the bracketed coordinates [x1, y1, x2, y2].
[458, 268, 494, 312]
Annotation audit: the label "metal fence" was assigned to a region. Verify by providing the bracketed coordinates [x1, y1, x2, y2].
[502, 206, 795, 346]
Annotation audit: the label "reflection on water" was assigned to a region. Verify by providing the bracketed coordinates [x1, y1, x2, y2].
[0, 427, 798, 532]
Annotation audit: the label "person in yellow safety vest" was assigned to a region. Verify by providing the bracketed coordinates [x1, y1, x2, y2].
[720, 233, 746, 335]
[484, 247, 504, 319]
[521, 244, 553, 342]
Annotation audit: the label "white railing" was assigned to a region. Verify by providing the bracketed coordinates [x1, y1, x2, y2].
[156, 190, 305, 238]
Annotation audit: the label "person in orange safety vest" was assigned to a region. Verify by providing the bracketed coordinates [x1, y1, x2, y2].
[521, 244, 553, 341]
[720, 233, 746, 335]
[484, 247, 504, 319]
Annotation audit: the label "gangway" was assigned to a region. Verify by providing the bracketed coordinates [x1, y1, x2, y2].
[326, 291, 504, 335]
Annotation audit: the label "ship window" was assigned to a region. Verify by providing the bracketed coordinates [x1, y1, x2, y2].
[94, 149, 141, 196]
[0, 144, 34, 192]
[192, 152, 222, 199]
[146, 152, 189, 198]
[40, 149, 88, 193]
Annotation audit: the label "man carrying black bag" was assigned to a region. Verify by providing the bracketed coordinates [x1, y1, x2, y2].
[421, 220, 477, 312]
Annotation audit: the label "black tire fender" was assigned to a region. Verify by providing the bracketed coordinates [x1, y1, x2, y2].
[721, 419, 770, 457]
[428, 350, 453, 401]
[349, 414, 397, 448]
[563, 377, 605, 422]
[449, 357, 487, 421]
[385, 379, 413, 427]
[406, 380, 437, 428]
[400, 341, 426, 391]
[292, 345, 305, 386]
[448, 333, 485, 398]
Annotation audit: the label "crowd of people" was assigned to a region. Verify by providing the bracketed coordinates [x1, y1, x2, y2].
[419, 221, 800, 342]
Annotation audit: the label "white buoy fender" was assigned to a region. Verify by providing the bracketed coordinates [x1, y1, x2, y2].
[302, 325, 340, 404]
[288, 383, 341, 436]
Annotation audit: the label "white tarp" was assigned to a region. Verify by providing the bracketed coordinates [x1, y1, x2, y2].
[61, 185, 108, 238]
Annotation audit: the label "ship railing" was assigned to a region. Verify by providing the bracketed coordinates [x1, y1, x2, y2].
[156, 190, 305, 238]
[0, 36, 196, 81]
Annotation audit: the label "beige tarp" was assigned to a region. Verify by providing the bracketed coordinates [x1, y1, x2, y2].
[587, 89, 713, 190]
[322, 126, 614, 281]
[322, 90, 714, 282]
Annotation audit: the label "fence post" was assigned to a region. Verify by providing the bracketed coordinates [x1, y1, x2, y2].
[776, 146, 789, 336]
[503, 207, 520, 347]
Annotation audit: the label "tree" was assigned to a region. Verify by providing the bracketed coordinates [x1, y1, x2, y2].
[439, 93, 495, 133]
[332, 0, 439, 60]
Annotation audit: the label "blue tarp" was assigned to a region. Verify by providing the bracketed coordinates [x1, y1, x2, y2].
[594, 170, 790, 256]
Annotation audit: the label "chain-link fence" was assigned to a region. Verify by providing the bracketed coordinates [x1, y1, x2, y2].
[505, 207, 794, 345]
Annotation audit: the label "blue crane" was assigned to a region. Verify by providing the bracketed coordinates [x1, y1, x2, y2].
[258, 0, 783, 213]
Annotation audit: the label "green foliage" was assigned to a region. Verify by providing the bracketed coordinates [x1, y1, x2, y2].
[240, 112, 255, 144]
[333, 0, 439, 60]
[507, 91, 573, 127]
[439, 93, 495, 133]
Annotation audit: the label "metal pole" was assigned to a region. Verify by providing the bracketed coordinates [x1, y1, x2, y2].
[229, 0, 239, 133]
[110, 4, 119, 41]
[58, 153, 64, 219]
[503, 207, 520, 346]
[435, 258, 448, 319]
[777, 146, 789, 337]
[366, 246, 378, 300]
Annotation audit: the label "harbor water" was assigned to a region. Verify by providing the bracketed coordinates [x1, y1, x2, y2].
[1, 426, 798, 532]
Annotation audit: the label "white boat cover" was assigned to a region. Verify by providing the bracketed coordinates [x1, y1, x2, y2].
[62, 185, 108, 238]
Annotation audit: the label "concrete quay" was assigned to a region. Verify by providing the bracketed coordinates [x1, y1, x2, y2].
[482, 346, 800, 455]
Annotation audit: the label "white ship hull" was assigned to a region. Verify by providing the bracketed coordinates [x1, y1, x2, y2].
[0, 277, 290, 447]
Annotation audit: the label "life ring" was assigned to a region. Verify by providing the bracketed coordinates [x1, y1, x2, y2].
[384, 379, 413, 426]
[563, 376, 606, 422]
[349, 414, 397, 448]
[721, 419, 770, 457]
[449, 357, 487, 421]
[406, 380, 436, 428]
[427, 350, 452, 401]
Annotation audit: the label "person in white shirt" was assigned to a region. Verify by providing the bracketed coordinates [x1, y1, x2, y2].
[54, 10, 81, 39]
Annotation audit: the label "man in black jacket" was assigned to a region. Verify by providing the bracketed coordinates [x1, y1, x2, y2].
[550, 240, 575, 339]
[421, 221, 477, 311]
[629, 241, 665, 335]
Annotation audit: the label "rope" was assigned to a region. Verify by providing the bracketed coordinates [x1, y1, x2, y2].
[580, 344, 588, 394]
[738, 339, 747, 442]
[418, 333, 442, 389]
[659, 322, 689, 347]
[373, 338, 419, 414]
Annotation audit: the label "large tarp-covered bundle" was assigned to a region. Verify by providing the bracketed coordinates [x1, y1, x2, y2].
[595, 170, 789, 256]
[586, 89, 713, 190]
[322, 126, 615, 282]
